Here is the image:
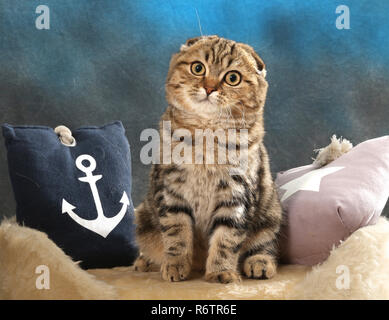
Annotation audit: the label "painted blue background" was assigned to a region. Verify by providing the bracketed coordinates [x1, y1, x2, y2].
[1, 0, 388, 218]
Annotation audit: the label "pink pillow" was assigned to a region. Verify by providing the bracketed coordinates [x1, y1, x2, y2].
[276, 136, 389, 265]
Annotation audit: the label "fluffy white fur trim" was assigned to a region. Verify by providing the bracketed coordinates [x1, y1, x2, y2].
[289, 217, 389, 299]
[313, 135, 353, 167]
[0, 220, 116, 299]
[1, 217, 389, 299]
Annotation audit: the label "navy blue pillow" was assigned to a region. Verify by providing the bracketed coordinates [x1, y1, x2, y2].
[2, 121, 138, 269]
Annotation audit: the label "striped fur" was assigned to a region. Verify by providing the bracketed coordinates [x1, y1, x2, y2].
[134, 36, 283, 283]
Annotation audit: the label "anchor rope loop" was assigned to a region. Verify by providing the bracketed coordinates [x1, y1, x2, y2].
[54, 125, 76, 147]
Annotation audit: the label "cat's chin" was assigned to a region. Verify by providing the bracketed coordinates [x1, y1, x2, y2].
[193, 93, 220, 106]
[196, 98, 216, 107]
[169, 99, 216, 117]
[193, 100, 221, 115]
[168, 95, 222, 118]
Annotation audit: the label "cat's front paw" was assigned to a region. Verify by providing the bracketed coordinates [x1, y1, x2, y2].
[243, 254, 277, 279]
[161, 257, 191, 282]
[205, 270, 241, 284]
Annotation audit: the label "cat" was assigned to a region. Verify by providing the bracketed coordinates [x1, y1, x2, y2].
[133, 35, 283, 283]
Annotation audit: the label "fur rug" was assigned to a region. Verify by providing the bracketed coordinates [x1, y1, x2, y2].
[1, 216, 389, 300]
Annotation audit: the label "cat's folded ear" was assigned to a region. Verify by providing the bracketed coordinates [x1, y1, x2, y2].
[180, 35, 219, 51]
[238, 43, 267, 77]
[186, 36, 203, 47]
[180, 36, 202, 51]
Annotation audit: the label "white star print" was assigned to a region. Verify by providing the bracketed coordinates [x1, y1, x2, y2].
[279, 166, 345, 202]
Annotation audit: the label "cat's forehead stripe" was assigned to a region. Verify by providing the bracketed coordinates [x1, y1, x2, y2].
[213, 40, 231, 64]
[198, 41, 238, 68]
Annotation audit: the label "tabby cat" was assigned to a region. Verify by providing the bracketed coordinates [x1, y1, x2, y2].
[134, 35, 283, 283]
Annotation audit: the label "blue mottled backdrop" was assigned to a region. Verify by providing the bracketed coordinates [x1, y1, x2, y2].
[0, 0, 388, 218]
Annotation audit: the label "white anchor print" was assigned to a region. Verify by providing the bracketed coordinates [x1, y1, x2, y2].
[61, 154, 129, 238]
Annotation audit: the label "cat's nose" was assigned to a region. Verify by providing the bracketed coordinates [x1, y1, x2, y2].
[204, 86, 217, 95]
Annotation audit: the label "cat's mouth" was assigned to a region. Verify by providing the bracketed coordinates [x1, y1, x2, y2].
[194, 89, 218, 105]
[199, 96, 211, 103]
[195, 96, 219, 109]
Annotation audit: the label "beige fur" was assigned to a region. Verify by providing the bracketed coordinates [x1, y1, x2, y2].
[1, 216, 389, 299]
[289, 217, 389, 299]
[313, 135, 353, 167]
[0, 219, 116, 300]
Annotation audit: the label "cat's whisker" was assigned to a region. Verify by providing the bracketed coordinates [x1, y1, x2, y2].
[194, 8, 203, 37]
[226, 105, 237, 129]
[217, 104, 224, 124]
[234, 102, 247, 128]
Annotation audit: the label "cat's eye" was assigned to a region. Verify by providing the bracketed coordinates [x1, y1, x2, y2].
[191, 61, 206, 76]
[224, 71, 241, 86]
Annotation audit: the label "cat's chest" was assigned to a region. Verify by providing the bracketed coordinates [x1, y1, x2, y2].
[181, 166, 222, 229]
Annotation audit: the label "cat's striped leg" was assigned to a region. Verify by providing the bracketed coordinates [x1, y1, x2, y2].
[241, 155, 283, 279]
[134, 201, 162, 272]
[204, 189, 249, 283]
[204, 175, 252, 283]
[158, 165, 194, 282]
[240, 194, 282, 280]
[205, 222, 246, 283]
[241, 232, 279, 279]
[159, 208, 194, 282]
